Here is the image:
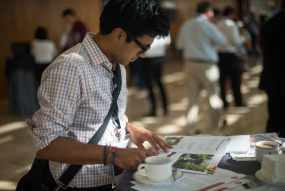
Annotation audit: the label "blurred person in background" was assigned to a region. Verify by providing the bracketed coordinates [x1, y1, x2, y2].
[243, 11, 251, 26]
[259, 0, 285, 137]
[212, 8, 222, 23]
[248, 12, 260, 55]
[235, 19, 252, 92]
[258, 14, 267, 58]
[32, 27, 57, 85]
[128, 57, 145, 88]
[61, 9, 88, 51]
[217, 7, 246, 109]
[176, 2, 226, 135]
[142, 35, 171, 116]
[268, 2, 279, 18]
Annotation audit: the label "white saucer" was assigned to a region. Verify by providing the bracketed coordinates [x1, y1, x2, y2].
[133, 169, 183, 185]
[255, 170, 285, 185]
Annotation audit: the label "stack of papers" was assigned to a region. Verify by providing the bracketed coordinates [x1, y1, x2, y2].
[230, 151, 256, 161]
[226, 135, 256, 161]
[130, 135, 247, 191]
[225, 135, 250, 153]
[131, 168, 246, 191]
[131, 133, 283, 190]
[226, 133, 282, 161]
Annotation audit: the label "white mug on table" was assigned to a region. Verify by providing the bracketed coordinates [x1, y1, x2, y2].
[137, 156, 172, 182]
[255, 141, 280, 162]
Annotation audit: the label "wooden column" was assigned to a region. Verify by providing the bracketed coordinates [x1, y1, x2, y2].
[235, 0, 250, 19]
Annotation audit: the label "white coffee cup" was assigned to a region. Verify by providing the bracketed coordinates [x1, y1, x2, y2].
[255, 141, 280, 162]
[137, 156, 172, 182]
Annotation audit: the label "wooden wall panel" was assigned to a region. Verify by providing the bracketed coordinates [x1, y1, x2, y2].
[0, 0, 102, 99]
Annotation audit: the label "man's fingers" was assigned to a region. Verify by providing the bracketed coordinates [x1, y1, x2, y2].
[134, 140, 145, 150]
[145, 149, 157, 157]
[130, 154, 144, 171]
[164, 140, 174, 149]
[145, 136, 161, 153]
[155, 137, 169, 153]
[152, 135, 173, 153]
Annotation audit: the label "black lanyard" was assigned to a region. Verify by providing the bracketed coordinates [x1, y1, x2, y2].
[112, 66, 121, 129]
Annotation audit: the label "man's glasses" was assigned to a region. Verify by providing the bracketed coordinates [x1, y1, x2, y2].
[125, 31, 150, 54]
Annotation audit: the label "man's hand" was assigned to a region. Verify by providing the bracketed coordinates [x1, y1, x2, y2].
[126, 123, 173, 154]
[114, 148, 156, 171]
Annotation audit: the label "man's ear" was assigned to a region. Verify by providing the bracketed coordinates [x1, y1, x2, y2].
[112, 28, 125, 44]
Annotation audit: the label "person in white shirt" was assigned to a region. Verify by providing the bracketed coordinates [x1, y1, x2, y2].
[32, 27, 57, 84]
[142, 35, 171, 116]
[217, 7, 246, 109]
[176, 2, 226, 135]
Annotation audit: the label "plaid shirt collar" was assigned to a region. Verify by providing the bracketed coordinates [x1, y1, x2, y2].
[82, 32, 114, 71]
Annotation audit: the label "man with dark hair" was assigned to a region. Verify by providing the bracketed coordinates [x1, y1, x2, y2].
[62, 9, 76, 17]
[213, 8, 222, 23]
[259, 0, 285, 137]
[34, 27, 48, 40]
[217, 6, 246, 109]
[30, 0, 172, 190]
[176, 1, 226, 135]
[196, 1, 211, 14]
[62, 8, 88, 49]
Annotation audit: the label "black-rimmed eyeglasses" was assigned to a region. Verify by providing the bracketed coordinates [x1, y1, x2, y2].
[125, 31, 150, 55]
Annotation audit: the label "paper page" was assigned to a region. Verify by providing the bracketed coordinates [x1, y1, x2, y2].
[232, 157, 256, 161]
[131, 168, 246, 191]
[239, 187, 285, 191]
[162, 136, 231, 155]
[158, 152, 222, 175]
[225, 135, 250, 153]
[209, 178, 247, 191]
[230, 151, 255, 158]
[231, 186, 246, 190]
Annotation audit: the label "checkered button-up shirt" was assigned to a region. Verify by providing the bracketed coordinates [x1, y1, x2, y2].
[30, 33, 128, 188]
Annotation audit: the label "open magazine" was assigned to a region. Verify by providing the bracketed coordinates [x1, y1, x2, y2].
[150, 135, 232, 175]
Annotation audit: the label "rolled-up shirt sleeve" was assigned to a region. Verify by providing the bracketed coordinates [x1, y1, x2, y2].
[31, 58, 84, 154]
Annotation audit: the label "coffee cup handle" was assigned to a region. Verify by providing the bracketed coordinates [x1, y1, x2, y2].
[281, 143, 285, 152]
[138, 164, 147, 176]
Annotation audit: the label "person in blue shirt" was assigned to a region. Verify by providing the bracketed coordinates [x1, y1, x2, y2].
[176, 1, 227, 135]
